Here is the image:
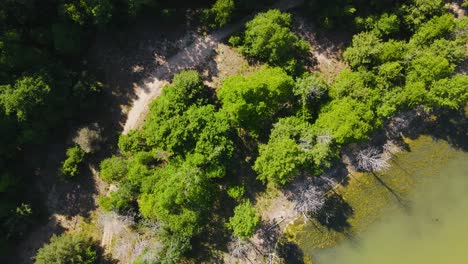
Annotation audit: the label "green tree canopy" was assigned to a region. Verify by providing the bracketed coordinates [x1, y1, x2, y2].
[343, 32, 382, 69]
[226, 200, 259, 238]
[218, 67, 294, 136]
[254, 136, 308, 186]
[99, 156, 128, 183]
[313, 98, 375, 145]
[34, 233, 97, 264]
[233, 9, 310, 74]
[60, 145, 85, 178]
[254, 117, 319, 185]
[0, 74, 51, 122]
[202, 0, 235, 29]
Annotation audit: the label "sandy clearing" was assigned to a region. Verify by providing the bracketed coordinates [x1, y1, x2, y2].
[123, 0, 305, 134]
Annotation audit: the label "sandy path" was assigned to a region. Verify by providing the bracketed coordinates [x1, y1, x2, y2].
[123, 0, 304, 134]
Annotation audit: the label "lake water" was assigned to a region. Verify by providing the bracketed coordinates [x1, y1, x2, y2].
[291, 136, 468, 264]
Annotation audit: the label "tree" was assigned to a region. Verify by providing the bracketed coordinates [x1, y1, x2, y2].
[233, 10, 310, 74]
[202, 0, 235, 29]
[356, 146, 390, 172]
[329, 69, 377, 101]
[99, 181, 138, 214]
[428, 75, 468, 110]
[226, 200, 259, 238]
[289, 179, 325, 219]
[268, 116, 314, 143]
[343, 32, 382, 69]
[409, 14, 455, 47]
[227, 186, 245, 201]
[313, 98, 375, 145]
[406, 51, 454, 86]
[73, 124, 102, 154]
[254, 137, 308, 186]
[34, 233, 98, 264]
[355, 13, 400, 38]
[60, 145, 85, 178]
[146, 70, 208, 122]
[99, 156, 128, 183]
[401, 0, 444, 31]
[61, 0, 114, 26]
[294, 73, 328, 119]
[218, 67, 294, 136]
[0, 74, 51, 122]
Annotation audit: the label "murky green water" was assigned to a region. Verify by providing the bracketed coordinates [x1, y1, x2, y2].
[289, 136, 468, 264]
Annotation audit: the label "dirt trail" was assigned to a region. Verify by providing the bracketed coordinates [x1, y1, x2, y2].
[123, 0, 304, 134]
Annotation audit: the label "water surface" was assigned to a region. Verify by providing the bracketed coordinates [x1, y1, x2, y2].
[292, 136, 468, 264]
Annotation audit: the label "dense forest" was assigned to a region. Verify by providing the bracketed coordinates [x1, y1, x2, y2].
[1, 0, 467, 263]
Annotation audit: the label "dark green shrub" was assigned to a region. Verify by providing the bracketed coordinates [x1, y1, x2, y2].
[34, 233, 97, 264]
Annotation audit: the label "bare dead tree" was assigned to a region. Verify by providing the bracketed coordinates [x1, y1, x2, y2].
[73, 123, 103, 153]
[228, 237, 251, 260]
[294, 183, 326, 221]
[286, 177, 327, 222]
[357, 147, 391, 172]
[383, 141, 402, 158]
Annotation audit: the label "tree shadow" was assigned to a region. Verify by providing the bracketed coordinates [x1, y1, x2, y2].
[277, 237, 305, 264]
[315, 194, 353, 233]
[371, 172, 411, 211]
[424, 110, 468, 151]
[322, 159, 350, 186]
[12, 217, 66, 264]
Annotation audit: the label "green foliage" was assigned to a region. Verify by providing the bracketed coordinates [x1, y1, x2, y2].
[141, 71, 233, 164]
[406, 52, 454, 86]
[99, 156, 128, 183]
[304, 0, 357, 29]
[227, 186, 245, 201]
[401, 0, 444, 31]
[34, 233, 97, 264]
[355, 13, 400, 38]
[218, 67, 294, 136]
[254, 117, 320, 185]
[118, 130, 148, 155]
[410, 14, 456, 47]
[313, 98, 375, 145]
[428, 75, 468, 110]
[99, 181, 137, 213]
[330, 69, 377, 101]
[226, 200, 259, 238]
[138, 159, 214, 242]
[294, 73, 328, 119]
[145, 104, 217, 155]
[60, 145, 85, 178]
[234, 10, 310, 74]
[343, 32, 382, 69]
[0, 74, 51, 122]
[61, 0, 114, 26]
[202, 0, 235, 29]
[254, 137, 308, 186]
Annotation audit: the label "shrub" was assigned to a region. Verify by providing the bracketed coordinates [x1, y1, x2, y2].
[218, 67, 294, 136]
[254, 137, 307, 186]
[235, 10, 310, 74]
[226, 200, 259, 238]
[227, 186, 245, 201]
[99, 156, 128, 183]
[201, 0, 235, 29]
[60, 145, 85, 178]
[34, 233, 97, 264]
